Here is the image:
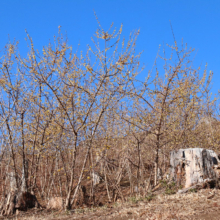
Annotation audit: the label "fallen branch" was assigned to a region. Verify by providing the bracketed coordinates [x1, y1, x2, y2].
[177, 178, 217, 194]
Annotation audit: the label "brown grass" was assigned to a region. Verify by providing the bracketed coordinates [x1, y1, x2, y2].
[5, 188, 220, 220]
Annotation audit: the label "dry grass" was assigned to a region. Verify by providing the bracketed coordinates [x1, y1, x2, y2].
[4, 188, 220, 219]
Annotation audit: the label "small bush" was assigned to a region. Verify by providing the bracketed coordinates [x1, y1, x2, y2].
[145, 193, 155, 201]
[189, 188, 197, 193]
[160, 180, 176, 195]
[128, 196, 139, 204]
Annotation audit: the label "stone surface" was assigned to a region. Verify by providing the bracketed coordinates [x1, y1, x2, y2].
[47, 197, 63, 210]
[170, 148, 217, 188]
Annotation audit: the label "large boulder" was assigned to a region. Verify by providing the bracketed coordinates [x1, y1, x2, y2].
[170, 148, 219, 188]
[47, 197, 64, 210]
[0, 191, 41, 215]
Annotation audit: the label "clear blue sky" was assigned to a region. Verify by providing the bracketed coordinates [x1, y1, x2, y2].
[1, 0, 220, 95]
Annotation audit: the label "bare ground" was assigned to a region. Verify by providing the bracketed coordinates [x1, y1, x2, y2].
[2, 189, 220, 220]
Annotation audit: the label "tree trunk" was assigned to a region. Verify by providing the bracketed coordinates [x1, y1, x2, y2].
[170, 148, 218, 188]
[154, 148, 159, 186]
[21, 159, 29, 193]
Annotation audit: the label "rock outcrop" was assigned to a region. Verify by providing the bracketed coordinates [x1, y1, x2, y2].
[170, 148, 219, 188]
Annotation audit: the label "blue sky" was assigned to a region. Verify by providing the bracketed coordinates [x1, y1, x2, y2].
[1, 0, 220, 95]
